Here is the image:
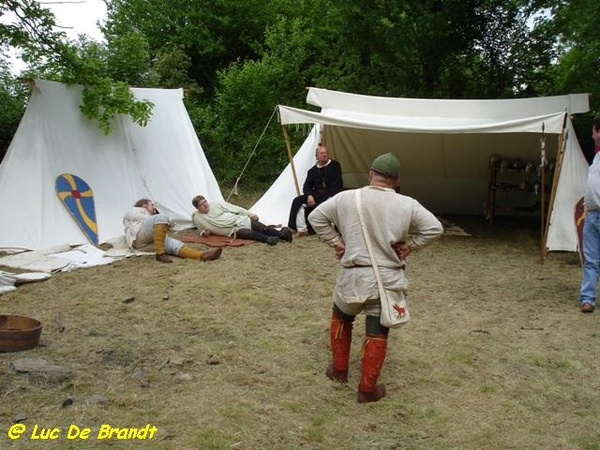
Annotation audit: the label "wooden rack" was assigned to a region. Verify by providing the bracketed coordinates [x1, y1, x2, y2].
[485, 159, 550, 226]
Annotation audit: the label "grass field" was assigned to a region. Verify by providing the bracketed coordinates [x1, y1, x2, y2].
[0, 190, 599, 449]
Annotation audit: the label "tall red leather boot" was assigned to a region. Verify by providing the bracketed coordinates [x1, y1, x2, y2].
[357, 333, 388, 403]
[326, 314, 353, 383]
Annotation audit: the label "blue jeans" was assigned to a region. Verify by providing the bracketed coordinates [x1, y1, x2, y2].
[580, 209, 600, 305]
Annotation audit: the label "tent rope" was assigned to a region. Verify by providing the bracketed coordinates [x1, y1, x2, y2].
[226, 106, 278, 202]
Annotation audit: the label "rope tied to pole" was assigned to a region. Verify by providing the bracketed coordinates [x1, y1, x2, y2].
[226, 107, 278, 202]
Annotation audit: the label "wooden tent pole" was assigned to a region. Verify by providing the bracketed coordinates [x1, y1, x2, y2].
[539, 122, 547, 263]
[540, 158, 546, 263]
[281, 125, 301, 196]
[540, 112, 569, 264]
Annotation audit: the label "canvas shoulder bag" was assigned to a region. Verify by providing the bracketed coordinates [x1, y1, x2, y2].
[355, 188, 410, 328]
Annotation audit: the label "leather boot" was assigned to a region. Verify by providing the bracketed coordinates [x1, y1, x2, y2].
[357, 384, 386, 403]
[200, 247, 222, 261]
[153, 223, 172, 263]
[326, 314, 353, 383]
[357, 333, 388, 403]
[155, 253, 172, 263]
[279, 227, 293, 242]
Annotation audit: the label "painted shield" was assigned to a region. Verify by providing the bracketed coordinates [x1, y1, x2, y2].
[575, 196, 585, 265]
[55, 173, 99, 246]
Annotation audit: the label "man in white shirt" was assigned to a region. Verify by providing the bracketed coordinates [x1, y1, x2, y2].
[192, 196, 292, 245]
[309, 153, 443, 403]
[579, 118, 600, 313]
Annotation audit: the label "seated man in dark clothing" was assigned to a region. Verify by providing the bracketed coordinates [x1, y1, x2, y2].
[288, 143, 343, 235]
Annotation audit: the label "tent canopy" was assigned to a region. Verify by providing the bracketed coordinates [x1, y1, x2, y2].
[252, 88, 590, 252]
[0, 79, 222, 251]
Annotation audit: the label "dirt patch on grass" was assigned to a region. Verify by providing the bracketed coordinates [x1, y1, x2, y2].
[0, 210, 597, 449]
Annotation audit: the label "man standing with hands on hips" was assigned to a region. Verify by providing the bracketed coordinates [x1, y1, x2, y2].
[309, 152, 443, 403]
[579, 118, 600, 313]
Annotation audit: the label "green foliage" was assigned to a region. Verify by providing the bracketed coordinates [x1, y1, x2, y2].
[103, 0, 284, 95]
[203, 59, 286, 183]
[148, 46, 195, 89]
[552, 0, 600, 116]
[1, 0, 154, 136]
[2, 0, 599, 184]
[207, 0, 560, 183]
[79, 81, 153, 134]
[0, 60, 28, 161]
[105, 32, 151, 86]
[203, 10, 334, 183]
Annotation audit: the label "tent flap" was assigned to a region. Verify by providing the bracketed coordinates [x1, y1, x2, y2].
[278, 105, 568, 134]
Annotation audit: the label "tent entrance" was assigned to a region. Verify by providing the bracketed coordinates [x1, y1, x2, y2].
[252, 89, 590, 255]
[322, 126, 560, 217]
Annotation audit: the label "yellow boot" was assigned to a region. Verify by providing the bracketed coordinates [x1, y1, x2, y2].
[153, 223, 172, 263]
[179, 246, 222, 261]
[178, 246, 202, 260]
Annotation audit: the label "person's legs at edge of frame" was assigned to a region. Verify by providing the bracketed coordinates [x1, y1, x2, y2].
[326, 303, 355, 383]
[358, 315, 389, 403]
[580, 209, 600, 312]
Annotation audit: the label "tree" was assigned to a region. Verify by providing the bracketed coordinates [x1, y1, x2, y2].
[2, 0, 590, 184]
[103, 0, 285, 96]
[0, 0, 153, 134]
[0, 58, 28, 161]
[552, 0, 600, 115]
[207, 0, 559, 182]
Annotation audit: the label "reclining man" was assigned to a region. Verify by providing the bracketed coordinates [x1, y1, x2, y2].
[192, 195, 293, 245]
[124, 198, 222, 263]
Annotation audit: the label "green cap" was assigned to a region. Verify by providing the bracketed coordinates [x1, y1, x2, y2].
[370, 153, 400, 177]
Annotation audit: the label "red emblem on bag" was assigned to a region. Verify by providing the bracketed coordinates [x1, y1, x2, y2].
[393, 303, 406, 318]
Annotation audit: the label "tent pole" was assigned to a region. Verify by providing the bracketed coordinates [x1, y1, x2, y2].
[539, 123, 547, 263]
[540, 162, 546, 263]
[282, 125, 301, 196]
[540, 112, 569, 264]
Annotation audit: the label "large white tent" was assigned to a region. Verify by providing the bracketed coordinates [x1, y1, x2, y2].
[251, 88, 590, 253]
[0, 79, 222, 251]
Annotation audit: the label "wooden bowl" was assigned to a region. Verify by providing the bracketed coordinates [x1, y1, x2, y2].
[0, 315, 42, 352]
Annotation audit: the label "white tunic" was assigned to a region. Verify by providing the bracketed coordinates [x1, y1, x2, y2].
[192, 201, 252, 236]
[309, 186, 443, 311]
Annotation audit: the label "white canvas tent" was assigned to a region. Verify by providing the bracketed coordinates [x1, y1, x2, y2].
[252, 88, 590, 253]
[0, 79, 222, 251]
